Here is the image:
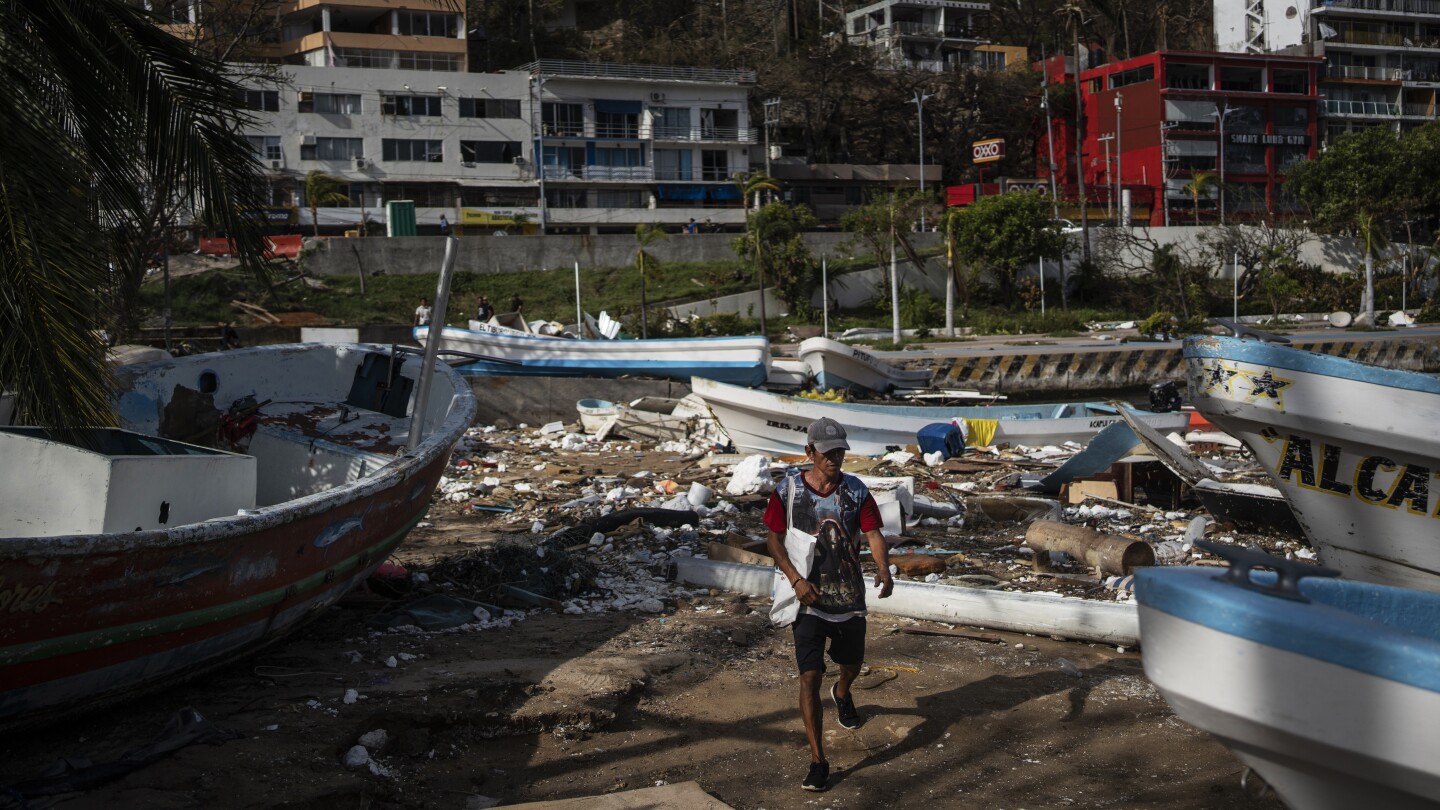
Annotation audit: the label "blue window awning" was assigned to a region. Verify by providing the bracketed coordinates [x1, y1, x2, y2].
[708, 185, 740, 201]
[657, 184, 706, 200]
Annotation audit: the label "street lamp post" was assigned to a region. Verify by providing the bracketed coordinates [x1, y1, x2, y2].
[1114, 92, 1123, 228]
[911, 91, 933, 230]
[1212, 102, 1235, 225]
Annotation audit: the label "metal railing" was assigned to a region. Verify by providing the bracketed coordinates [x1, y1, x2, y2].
[1328, 64, 1404, 80]
[519, 59, 756, 84]
[1314, 0, 1440, 16]
[1403, 102, 1436, 115]
[649, 125, 758, 143]
[886, 21, 981, 38]
[541, 165, 654, 181]
[1332, 30, 1407, 46]
[1321, 98, 1402, 115]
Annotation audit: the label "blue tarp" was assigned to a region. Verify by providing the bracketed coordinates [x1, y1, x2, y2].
[657, 185, 706, 200]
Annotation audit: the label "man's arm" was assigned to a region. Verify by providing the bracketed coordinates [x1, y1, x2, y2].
[864, 529, 894, 598]
[768, 529, 818, 605]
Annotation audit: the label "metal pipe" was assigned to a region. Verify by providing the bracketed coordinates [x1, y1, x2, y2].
[409, 236, 459, 450]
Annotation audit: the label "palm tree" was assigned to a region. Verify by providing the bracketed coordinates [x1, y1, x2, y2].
[633, 223, 668, 339]
[1356, 211, 1387, 327]
[304, 171, 351, 237]
[1183, 171, 1220, 226]
[1, 0, 272, 431]
[733, 170, 779, 336]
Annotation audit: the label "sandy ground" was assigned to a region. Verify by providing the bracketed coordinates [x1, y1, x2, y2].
[0, 432, 1289, 810]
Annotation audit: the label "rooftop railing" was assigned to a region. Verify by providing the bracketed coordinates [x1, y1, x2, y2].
[520, 60, 756, 84]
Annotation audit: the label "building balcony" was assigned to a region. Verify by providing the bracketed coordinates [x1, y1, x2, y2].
[521, 60, 757, 85]
[543, 165, 653, 182]
[1313, 0, 1440, 18]
[883, 21, 982, 39]
[649, 126, 759, 144]
[1403, 102, 1436, 115]
[1321, 98, 1402, 115]
[1326, 64, 1404, 80]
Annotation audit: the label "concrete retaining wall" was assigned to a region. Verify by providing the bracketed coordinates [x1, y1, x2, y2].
[921, 334, 1440, 396]
[299, 231, 888, 277]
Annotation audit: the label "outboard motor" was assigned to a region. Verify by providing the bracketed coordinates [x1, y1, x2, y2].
[1149, 380, 1182, 413]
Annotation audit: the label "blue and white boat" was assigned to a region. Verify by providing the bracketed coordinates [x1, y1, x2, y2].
[798, 337, 931, 393]
[415, 324, 770, 387]
[1137, 543, 1440, 809]
[1185, 333, 1440, 590]
[692, 376, 1190, 456]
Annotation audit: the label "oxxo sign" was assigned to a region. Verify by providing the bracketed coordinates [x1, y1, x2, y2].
[972, 138, 1005, 164]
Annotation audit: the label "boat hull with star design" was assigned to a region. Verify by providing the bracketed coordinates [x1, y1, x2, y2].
[1185, 334, 1440, 590]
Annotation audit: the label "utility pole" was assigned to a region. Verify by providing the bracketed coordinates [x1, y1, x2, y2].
[911, 90, 933, 229]
[1040, 45, 1060, 222]
[532, 70, 548, 235]
[1097, 134, 1113, 220]
[763, 97, 781, 183]
[1068, 3, 1091, 263]
[1213, 102, 1234, 226]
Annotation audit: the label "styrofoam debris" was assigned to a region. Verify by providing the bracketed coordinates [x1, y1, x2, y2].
[343, 688, 359, 704]
[882, 451, 914, 466]
[540, 421, 565, 434]
[359, 729, 388, 749]
[725, 455, 774, 496]
[923, 451, 945, 467]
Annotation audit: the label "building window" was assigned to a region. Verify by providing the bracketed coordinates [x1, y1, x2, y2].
[396, 11, 457, 38]
[974, 50, 1007, 71]
[701, 150, 729, 181]
[247, 135, 282, 161]
[591, 146, 646, 180]
[700, 108, 739, 139]
[546, 189, 589, 208]
[543, 103, 585, 136]
[383, 139, 444, 162]
[595, 110, 639, 139]
[310, 93, 361, 114]
[459, 98, 521, 118]
[1223, 142, 1267, 175]
[301, 137, 363, 160]
[652, 107, 693, 139]
[1109, 64, 1154, 89]
[1166, 139, 1217, 171]
[239, 89, 279, 112]
[1220, 66, 1264, 93]
[1274, 106, 1308, 135]
[397, 51, 461, 71]
[1276, 144, 1308, 171]
[381, 94, 442, 116]
[654, 149, 693, 180]
[461, 187, 537, 207]
[1167, 63, 1210, 90]
[460, 140, 521, 163]
[381, 183, 455, 207]
[1272, 68, 1309, 94]
[595, 190, 646, 208]
[331, 48, 391, 69]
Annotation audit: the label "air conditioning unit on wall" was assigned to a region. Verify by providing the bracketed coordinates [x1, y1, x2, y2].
[650, 92, 666, 102]
[269, 159, 283, 170]
[352, 157, 367, 170]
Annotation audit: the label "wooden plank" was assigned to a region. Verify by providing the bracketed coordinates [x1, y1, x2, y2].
[502, 781, 734, 810]
[899, 626, 1005, 644]
[706, 541, 773, 566]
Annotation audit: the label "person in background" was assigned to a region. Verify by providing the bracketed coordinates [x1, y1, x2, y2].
[765, 417, 892, 792]
[219, 322, 241, 350]
[476, 295, 494, 322]
[685, 218, 698, 235]
[510, 293, 523, 314]
[438, 214, 451, 236]
[414, 297, 432, 326]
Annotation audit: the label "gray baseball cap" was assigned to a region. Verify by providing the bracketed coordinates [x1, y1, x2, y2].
[806, 417, 850, 454]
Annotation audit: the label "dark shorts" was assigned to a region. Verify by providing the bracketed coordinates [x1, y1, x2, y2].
[792, 614, 867, 674]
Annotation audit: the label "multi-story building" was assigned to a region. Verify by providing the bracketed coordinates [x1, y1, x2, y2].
[1035, 50, 1320, 225]
[845, 0, 1025, 72]
[1214, 0, 1440, 141]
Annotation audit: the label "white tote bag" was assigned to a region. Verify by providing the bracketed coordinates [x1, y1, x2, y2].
[770, 476, 817, 628]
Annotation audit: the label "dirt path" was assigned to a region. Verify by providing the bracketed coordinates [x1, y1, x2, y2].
[0, 430, 1289, 809]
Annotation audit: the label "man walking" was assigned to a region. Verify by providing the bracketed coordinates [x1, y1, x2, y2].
[765, 417, 893, 792]
[414, 297, 432, 326]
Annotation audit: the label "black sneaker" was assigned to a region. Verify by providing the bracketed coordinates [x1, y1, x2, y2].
[832, 683, 862, 729]
[802, 760, 829, 791]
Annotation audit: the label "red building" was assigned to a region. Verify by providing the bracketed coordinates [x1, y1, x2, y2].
[1034, 50, 1321, 226]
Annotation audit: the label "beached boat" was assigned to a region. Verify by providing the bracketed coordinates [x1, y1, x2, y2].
[416, 324, 770, 387]
[0, 343, 475, 728]
[1185, 333, 1440, 589]
[691, 377, 1190, 456]
[1137, 543, 1440, 809]
[798, 337, 932, 393]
